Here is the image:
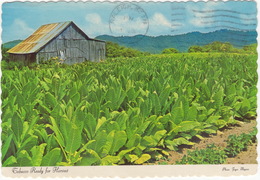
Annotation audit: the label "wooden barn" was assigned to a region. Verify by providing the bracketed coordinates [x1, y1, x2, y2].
[7, 21, 106, 64]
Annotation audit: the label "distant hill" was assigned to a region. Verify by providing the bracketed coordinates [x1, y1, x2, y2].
[2, 40, 22, 49]
[4, 29, 257, 54]
[96, 29, 257, 53]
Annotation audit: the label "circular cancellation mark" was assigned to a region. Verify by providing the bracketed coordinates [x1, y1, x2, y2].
[109, 2, 149, 44]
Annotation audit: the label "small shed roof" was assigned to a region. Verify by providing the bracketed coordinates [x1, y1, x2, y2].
[8, 21, 104, 54]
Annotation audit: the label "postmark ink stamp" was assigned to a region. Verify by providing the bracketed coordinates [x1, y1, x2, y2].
[109, 2, 149, 44]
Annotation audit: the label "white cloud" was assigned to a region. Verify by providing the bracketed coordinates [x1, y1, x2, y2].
[84, 13, 109, 37]
[148, 13, 181, 35]
[190, 18, 205, 27]
[84, 12, 178, 37]
[10, 19, 34, 40]
[85, 13, 102, 24]
[151, 13, 172, 28]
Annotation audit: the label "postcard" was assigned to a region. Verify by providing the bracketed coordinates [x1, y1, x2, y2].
[0, 0, 258, 178]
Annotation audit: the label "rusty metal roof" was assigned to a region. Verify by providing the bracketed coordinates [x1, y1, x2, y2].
[8, 21, 73, 54]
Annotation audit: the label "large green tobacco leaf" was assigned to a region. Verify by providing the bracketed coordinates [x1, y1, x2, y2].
[18, 135, 38, 153]
[106, 121, 121, 133]
[41, 148, 62, 166]
[141, 136, 158, 147]
[213, 87, 224, 108]
[95, 117, 108, 133]
[17, 150, 32, 166]
[153, 130, 167, 142]
[77, 148, 101, 166]
[101, 155, 120, 165]
[64, 121, 84, 153]
[171, 106, 184, 125]
[186, 106, 198, 121]
[115, 111, 128, 131]
[105, 86, 126, 111]
[177, 121, 201, 132]
[84, 113, 97, 139]
[125, 154, 139, 163]
[1, 134, 13, 160]
[46, 134, 57, 153]
[136, 120, 151, 135]
[71, 92, 81, 105]
[11, 113, 23, 143]
[104, 130, 127, 155]
[139, 98, 152, 117]
[134, 154, 151, 164]
[150, 93, 161, 115]
[25, 116, 39, 137]
[126, 87, 140, 102]
[200, 80, 211, 99]
[118, 147, 135, 159]
[48, 116, 65, 147]
[45, 92, 58, 108]
[31, 143, 47, 166]
[88, 130, 107, 155]
[206, 116, 221, 124]
[88, 102, 100, 120]
[239, 98, 251, 116]
[159, 86, 171, 106]
[165, 137, 195, 150]
[40, 80, 50, 91]
[141, 129, 166, 148]
[126, 134, 141, 148]
[16, 93, 26, 108]
[2, 156, 17, 167]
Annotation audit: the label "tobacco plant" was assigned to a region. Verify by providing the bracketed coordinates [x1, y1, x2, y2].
[1, 53, 257, 166]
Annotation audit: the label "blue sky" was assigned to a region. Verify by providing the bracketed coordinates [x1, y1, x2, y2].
[2, 1, 257, 42]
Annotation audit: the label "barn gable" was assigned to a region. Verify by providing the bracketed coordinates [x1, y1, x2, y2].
[8, 21, 106, 64]
[8, 22, 73, 54]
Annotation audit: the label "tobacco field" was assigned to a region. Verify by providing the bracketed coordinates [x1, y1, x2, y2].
[1, 53, 257, 166]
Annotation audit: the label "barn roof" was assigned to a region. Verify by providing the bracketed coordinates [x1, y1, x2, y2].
[8, 21, 104, 54]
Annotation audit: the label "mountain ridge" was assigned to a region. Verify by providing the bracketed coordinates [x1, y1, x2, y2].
[2, 40, 23, 49]
[96, 29, 257, 53]
[3, 29, 257, 54]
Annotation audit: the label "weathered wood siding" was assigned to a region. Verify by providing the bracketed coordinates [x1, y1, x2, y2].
[36, 24, 105, 64]
[9, 53, 36, 65]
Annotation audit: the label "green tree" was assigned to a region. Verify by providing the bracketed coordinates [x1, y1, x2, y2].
[204, 41, 222, 52]
[203, 41, 234, 52]
[188, 45, 203, 53]
[161, 48, 179, 54]
[243, 44, 257, 54]
[188, 41, 241, 53]
[105, 41, 149, 58]
[219, 42, 233, 52]
[1, 45, 10, 62]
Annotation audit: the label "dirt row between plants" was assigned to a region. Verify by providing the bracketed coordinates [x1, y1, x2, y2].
[153, 120, 257, 165]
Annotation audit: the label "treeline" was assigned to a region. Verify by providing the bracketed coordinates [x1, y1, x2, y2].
[188, 41, 257, 53]
[106, 41, 150, 58]
[161, 42, 257, 54]
[106, 41, 257, 58]
[2, 41, 257, 64]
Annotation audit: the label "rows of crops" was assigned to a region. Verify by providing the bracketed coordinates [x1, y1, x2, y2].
[1, 53, 257, 166]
